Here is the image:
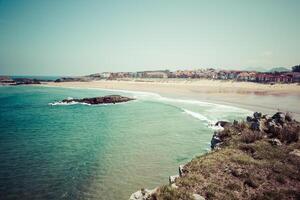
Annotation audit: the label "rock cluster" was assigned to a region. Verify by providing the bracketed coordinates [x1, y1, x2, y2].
[211, 120, 231, 149]
[61, 95, 135, 105]
[129, 188, 157, 200]
[211, 111, 299, 149]
[0, 77, 41, 85]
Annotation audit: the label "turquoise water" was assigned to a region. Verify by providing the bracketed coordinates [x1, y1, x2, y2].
[0, 86, 251, 200]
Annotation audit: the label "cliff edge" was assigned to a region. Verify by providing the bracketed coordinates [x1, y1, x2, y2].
[130, 112, 300, 200]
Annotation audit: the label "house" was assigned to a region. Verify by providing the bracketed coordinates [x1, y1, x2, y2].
[292, 72, 300, 82]
[237, 72, 250, 81]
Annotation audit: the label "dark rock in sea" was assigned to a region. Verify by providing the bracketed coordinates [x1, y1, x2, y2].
[61, 95, 135, 105]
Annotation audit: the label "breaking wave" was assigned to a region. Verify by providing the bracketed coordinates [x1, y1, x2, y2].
[49, 101, 91, 106]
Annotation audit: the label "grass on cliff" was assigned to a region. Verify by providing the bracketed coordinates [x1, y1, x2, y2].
[153, 117, 300, 200]
[149, 185, 194, 200]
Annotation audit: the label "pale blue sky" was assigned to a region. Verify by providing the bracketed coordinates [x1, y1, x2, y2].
[0, 0, 299, 75]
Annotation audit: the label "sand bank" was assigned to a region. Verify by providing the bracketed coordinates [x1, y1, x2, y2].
[45, 79, 300, 119]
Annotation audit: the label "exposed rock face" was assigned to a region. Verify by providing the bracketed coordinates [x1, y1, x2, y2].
[61, 95, 134, 105]
[129, 188, 157, 200]
[179, 165, 185, 177]
[211, 133, 222, 149]
[169, 175, 179, 184]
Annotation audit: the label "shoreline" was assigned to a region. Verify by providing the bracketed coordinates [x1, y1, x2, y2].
[44, 79, 300, 120]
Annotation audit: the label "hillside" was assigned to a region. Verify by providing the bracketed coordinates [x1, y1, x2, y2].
[130, 112, 300, 200]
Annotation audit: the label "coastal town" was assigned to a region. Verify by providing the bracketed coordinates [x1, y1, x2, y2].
[60, 64, 300, 84]
[1, 65, 300, 85]
[0, 65, 300, 85]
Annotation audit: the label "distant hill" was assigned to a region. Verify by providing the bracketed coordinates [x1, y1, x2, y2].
[243, 67, 291, 73]
[268, 67, 290, 72]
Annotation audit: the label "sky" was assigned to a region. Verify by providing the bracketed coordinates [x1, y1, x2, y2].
[0, 0, 299, 76]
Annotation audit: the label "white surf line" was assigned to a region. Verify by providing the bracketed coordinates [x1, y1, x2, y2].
[42, 84, 252, 118]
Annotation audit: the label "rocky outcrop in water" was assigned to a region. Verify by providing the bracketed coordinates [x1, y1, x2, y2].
[61, 95, 134, 105]
[0, 77, 42, 85]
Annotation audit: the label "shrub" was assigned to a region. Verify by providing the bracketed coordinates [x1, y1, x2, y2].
[218, 128, 231, 140]
[275, 175, 286, 184]
[244, 177, 258, 188]
[241, 130, 262, 143]
[237, 121, 249, 131]
[225, 182, 242, 191]
[151, 185, 194, 200]
[239, 144, 256, 154]
[253, 191, 283, 200]
[279, 125, 299, 143]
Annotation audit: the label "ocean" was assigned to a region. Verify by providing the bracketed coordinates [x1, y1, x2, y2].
[0, 85, 251, 200]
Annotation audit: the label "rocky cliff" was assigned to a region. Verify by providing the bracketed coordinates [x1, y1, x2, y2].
[130, 112, 300, 200]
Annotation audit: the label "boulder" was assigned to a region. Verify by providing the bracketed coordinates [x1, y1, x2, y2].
[129, 188, 157, 200]
[262, 114, 272, 121]
[253, 112, 262, 119]
[289, 149, 300, 157]
[250, 121, 260, 131]
[267, 122, 282, 135]
[246, 116, 253, 122]
[61, 95, 135, 105]
[285, 113, 293, 122]
[259, 119, 268, 132]
[272, 112, 286, 124]
[268, 138, 282, 146]
[193, 194, 206, 200]
[169, 175, 179, 184]
[211, 134, 222, 150]
[215, 121, 230, 127]
[179, 165, 185, 177]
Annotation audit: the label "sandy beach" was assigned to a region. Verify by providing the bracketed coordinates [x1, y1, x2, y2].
[45, 79, 300, 120]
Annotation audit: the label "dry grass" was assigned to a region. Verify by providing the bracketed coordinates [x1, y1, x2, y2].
[149, 185, 194, 200]
[152, 116, 300, 200]
[240, 130, 263, 143]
